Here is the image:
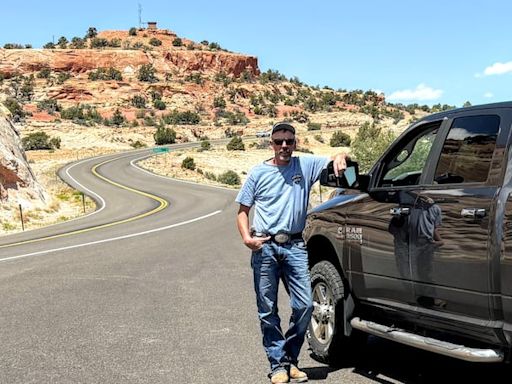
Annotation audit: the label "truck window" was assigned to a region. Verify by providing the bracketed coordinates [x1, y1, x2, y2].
[378, 125, 439, 187]
[433, 115, 500, 184]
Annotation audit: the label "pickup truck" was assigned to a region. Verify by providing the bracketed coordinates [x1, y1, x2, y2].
[256, 131, 271, 138]
[303, 101, 512, 364]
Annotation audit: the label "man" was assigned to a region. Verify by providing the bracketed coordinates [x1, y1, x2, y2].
[236, 122, 347, 383]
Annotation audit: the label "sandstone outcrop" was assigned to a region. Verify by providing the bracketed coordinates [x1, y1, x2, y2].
[0, 49, 149, 76]
[164, 50, 259, 77]
[0, 105, 46, 203]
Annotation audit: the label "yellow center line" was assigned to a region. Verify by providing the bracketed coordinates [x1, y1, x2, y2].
[0, 156, 168, 249]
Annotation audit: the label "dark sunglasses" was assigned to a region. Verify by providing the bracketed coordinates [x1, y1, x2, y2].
[272, 138, 295, 146]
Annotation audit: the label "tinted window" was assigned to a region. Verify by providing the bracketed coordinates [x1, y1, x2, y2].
[434, 115, 499, 184]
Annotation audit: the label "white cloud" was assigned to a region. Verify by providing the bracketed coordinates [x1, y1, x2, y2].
[484, 92, 494, 98]
[387, 83, 443, 102]
[449, 128, 479, 140]
[483, 61, 512, 76]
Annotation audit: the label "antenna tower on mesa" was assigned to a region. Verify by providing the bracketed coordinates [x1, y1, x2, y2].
[138, 3, 157, 30]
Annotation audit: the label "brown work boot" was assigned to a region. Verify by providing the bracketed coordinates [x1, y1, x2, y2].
[289, 365, 308, 382]
[270, 370, 289, 383]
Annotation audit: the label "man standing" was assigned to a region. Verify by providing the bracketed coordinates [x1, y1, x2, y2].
[236, 122, 346, 383]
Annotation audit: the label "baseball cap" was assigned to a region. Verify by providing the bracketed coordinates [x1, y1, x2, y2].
[271, 122, 295, 135]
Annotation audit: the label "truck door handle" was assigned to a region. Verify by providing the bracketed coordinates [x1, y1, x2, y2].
[460, 208, 486, 218]
[390, 207, 410, 216]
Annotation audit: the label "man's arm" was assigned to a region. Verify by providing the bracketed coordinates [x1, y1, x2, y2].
[237, 204, 270, 251]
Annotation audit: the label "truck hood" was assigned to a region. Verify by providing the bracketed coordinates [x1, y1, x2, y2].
[309, 191, 368, 214]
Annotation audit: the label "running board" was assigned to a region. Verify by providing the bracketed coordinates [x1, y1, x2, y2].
[350, 317, 504, 363]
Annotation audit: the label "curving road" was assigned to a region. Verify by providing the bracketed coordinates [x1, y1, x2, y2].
[0, 145, 509, 383]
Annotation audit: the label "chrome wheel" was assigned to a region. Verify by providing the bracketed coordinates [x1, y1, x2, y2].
[310, 282, 335, 345]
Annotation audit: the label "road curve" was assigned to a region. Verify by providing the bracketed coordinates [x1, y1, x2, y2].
[0, 144, 229, 259]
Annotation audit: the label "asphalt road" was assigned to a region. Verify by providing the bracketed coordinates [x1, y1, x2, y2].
[1, 145, 510, 383]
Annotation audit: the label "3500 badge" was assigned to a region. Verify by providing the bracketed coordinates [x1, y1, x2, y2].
[336, 226, 363, 244]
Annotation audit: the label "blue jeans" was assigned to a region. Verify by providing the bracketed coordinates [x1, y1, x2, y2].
[251, 239, 313, 374]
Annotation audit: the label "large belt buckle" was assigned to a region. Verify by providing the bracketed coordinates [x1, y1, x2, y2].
[274, 232, 290, 244]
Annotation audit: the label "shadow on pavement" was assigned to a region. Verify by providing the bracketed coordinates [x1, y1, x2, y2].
[308, 335, 511, 384]
[301, 366, 337, 380]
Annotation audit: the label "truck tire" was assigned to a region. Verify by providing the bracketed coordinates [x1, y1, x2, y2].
[307, 260, 364, 364]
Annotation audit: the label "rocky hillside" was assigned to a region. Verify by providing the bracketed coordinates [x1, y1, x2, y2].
[0, 105, 46, 204]
[0, 26, 422, 231]
[0, 27, 414, 130]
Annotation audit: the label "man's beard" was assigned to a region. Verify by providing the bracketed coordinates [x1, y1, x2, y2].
[278, 150, 292, 162]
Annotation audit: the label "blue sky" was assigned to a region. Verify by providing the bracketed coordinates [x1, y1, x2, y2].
[1, 0, 511, 107]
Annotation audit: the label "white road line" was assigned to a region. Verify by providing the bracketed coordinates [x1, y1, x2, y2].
[0, 210, 221, 263]
[62, 149, 155, 216]
[52, 150, 164, 226]
[63, 157, 107, 218]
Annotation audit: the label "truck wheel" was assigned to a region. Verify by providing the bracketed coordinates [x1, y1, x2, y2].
[307, 260, 364, 364]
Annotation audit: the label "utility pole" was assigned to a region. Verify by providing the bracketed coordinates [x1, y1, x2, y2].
[138, 3, 142, 29]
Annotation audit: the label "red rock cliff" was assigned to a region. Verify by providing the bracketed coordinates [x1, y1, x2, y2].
[0, 47, 259, 78]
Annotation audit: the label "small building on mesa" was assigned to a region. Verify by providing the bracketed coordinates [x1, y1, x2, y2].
[147, 22, 157, 30]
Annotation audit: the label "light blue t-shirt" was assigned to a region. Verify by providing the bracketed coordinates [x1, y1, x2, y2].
[236, 156, 329, 234]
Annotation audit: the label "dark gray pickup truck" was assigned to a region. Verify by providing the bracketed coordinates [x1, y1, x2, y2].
[304, 101, 512, 364]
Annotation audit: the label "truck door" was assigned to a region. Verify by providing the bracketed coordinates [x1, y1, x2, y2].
[411, 111, 507, 322]
[353, 121, 443, 308]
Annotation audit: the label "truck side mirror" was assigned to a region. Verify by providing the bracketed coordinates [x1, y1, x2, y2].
[320, 160, 360, 189]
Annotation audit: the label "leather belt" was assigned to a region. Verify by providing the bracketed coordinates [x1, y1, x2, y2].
[252, 231, 303, 244]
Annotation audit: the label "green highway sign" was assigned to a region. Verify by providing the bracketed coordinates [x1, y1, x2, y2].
[152, 147, 170, 153]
